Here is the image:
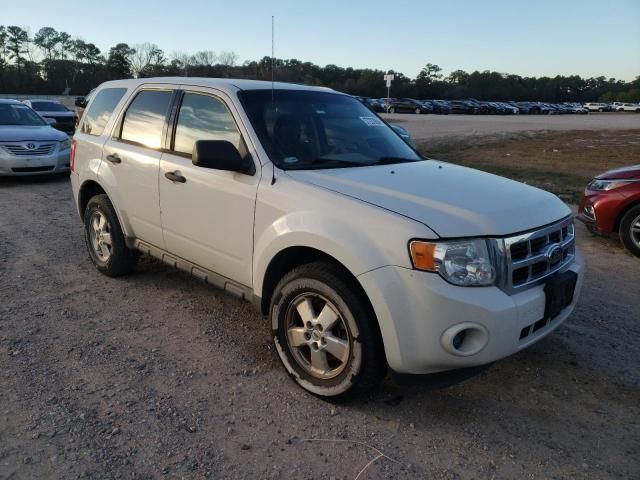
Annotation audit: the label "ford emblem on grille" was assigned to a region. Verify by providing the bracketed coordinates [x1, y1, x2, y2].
[546, 244, 563, 265]
[26, 143, 36, 150]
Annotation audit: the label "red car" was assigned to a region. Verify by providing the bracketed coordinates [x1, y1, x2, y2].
[577, 165, 640, 257]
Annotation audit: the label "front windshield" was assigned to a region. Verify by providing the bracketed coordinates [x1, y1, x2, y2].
[30, 101, 69, 112]
[238, 89, 422, 169]
[0, 103, 46, 126]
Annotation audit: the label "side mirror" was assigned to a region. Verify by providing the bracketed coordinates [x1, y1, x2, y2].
[192, 140, 255, 175]
[75, 97, 87, 108]
[45, 117, 57, 126]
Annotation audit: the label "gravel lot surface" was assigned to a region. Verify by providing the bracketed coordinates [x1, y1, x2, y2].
[0, 171, 638, 479]
[382, 112, 640, 142]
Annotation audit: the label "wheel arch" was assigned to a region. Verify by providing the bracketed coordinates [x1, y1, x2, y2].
[78, 180, 107, 217]
[260, 246, 366, 316]
[614, 199, 640, 232]
[77, 179, 133, 241]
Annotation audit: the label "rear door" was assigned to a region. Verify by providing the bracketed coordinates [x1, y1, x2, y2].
[158, 87, 259, 287]
[100, 87, 175, 248]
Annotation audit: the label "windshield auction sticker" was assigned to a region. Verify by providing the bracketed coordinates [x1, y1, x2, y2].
[360, 116, 385, 127]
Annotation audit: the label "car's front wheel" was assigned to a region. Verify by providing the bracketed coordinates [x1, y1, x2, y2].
[270, 262, 385, 399]
[83, 194, 139, 276]
[620, 205, 640, 257]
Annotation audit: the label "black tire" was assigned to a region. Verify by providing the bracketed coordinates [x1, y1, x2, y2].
[619, 205, 640, 257]
[83, 194, 139, 277]
[270, 262, 385, 400]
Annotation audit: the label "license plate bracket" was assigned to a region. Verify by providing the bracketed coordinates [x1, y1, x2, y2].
[544, 270, 578, 320]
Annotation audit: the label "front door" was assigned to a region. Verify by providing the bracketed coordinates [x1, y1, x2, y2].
[159, 89, 259, 287]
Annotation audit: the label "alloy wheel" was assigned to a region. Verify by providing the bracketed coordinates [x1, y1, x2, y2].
[89, 211, 113, 262]
[284, 292, 351, 380]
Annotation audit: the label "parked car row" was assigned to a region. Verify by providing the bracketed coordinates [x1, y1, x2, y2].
[356, 96, 640, 115]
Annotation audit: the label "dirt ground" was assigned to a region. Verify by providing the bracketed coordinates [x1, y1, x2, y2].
[1, 137, 639, 479]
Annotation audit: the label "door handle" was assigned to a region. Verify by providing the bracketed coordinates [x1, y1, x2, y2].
[164, 171, 186, 183]
[105, 153, 121, 164]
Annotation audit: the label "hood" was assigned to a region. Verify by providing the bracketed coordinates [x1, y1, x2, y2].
[285, 160, 571, 238]
[595, 164, 640, 180]
[0, 125, 67, 142]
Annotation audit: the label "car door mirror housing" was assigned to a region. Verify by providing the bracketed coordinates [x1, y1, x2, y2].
[192, 140, 255, 175]
[45, 117, 57, 126]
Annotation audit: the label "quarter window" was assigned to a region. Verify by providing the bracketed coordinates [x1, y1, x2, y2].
[173, 93, 242, 156]
[120, 90, 172, 149]
[81, 88, 127, 136]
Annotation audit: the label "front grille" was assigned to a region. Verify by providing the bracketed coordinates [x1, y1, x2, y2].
[3, 143, 56, 156]
[501, 217, 575, 293]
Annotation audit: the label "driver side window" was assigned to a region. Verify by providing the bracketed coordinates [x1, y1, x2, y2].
[173, 93, 242, 156]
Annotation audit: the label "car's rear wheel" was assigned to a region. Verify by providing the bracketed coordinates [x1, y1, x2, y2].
[620, 205, 640, 257]
[84, 194, 139, 276]
[270, 262, 385, 400]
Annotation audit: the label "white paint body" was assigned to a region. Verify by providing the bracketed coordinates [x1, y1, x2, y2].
[71, 78, 584, 375]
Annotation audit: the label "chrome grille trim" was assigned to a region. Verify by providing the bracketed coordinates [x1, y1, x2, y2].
[2, 143, 56, 156]
[492, 216, 576, 294]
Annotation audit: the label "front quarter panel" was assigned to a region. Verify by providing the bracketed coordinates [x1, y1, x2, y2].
[252, 169, 437, 297]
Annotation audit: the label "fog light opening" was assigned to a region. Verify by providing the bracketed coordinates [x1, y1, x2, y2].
[441, 323, 489, 357]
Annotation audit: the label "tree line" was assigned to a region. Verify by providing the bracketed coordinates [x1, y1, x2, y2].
[0, 25, 638, 102]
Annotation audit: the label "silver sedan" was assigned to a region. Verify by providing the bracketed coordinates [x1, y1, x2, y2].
[0, 99, 71, 176]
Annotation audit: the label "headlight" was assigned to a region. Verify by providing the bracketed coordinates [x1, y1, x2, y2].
[588, 179, 633, 191]
[59, 139, 71, 151]
[409, 239, 496, 286]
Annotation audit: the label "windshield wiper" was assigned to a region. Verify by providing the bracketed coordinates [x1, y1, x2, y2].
[311, 158, 365, 167]
[281, 158, 366, 169]
[369, 157, 423, 165]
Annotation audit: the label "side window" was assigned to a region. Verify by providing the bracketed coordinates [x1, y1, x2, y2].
[120, 90, 172, 149]
[81, 88, 127, 136]
[173, 93, 242, 156]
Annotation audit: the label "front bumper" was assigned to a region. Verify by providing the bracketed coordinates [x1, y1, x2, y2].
[0, 148, 71, 176]
[358, 252, 584, 375]
[576, 189, 625, 234]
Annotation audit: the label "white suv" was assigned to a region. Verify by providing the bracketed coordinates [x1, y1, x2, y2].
[71, 78, 584, 398]
[583, 102, 612, 112]
[614, 102, 640, 112]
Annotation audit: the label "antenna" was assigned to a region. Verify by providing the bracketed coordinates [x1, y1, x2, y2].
[270, 15, 277, 185]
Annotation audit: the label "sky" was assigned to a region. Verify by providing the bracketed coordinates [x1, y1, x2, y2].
[2, 0, 639, 81]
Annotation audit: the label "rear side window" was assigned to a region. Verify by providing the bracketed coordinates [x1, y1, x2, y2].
[120, 90, 172, 149]
[173, 93, 242, 155]
[81, 88, 127, 136]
